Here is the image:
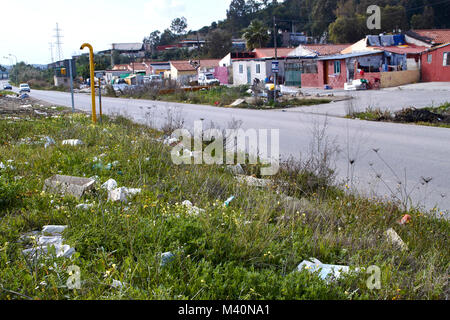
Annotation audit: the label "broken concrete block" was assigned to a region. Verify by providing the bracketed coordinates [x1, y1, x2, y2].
[43, 136, 56, 148]
[230, 98, 246, 107]
[386, 228, 408, 251]
[101, 179, 118, 191]
[108, 187, 142, 203]
[38, 235, 63, 246]
[44, 175, 96, 199]
[62, 139, 83, 146]
[182, 200, 205, 216]
[42, 225, 67, 235]
[235, 175, 270, 188]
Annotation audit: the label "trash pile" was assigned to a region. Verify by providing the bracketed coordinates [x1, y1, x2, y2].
[393, 107, 449, 124]
[21, 225, 75, 261]
[101, 178, 141, 203]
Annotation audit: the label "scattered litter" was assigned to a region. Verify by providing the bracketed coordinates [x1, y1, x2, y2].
[182, 200, 205, 215]
[108, 187, 141, 203]
[111, 280, 125, 289]
[399, 214, 412, 225]
[160, 252, 175, 267]
[44, 175, 96, 199]
[75, 203, 93, 210]
[44, 136, 56, 148]
[224, 196, 235, 207]
[0, 162, 15, 170]
[163, 137, 179, 146]
[22, 225, 74, 261]
[62, 139, 84, 146]
[101, 179, 118, 191]
[296, 258, 355, 281]
[235, 175, 270, 188]
[34, 110, 48, 116]
[19, 93, 29, 99]
[227, 163, 244, 175]
[386, 228, 408, 251]
[20, 104, 32, 109]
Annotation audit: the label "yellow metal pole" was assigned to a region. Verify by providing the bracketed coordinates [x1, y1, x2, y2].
[80, 43, 96, 123]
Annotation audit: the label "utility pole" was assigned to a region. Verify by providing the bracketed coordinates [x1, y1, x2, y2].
[9, 54, 18, 84]
[69, 59, 75, 112]
[273, 16, 278, 104]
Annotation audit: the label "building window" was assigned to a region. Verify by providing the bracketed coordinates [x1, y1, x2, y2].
[444, 52, 450, 66]
[427, 54, 432, 64]
[239, 65, 244, 74]
[334, 61, 341, 74]
[256, 64, 261, 74]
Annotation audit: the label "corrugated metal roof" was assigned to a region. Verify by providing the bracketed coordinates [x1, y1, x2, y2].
[253, 48, 294, 58]
[412, 29, 450, 44]
[317, 51, 384, 60]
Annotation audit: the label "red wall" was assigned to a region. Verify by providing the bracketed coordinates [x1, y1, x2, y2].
[421, 46, 450, 82]
[301, 59, 348, 89]
[354, 72, 381, 86]
[214, 66, 229, 85]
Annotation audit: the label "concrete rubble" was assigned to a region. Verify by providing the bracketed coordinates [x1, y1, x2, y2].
[385, 228, 409, 251]
[62, 139, 84, 146]
[44, 175, 96, 199]
[182, 200, 205, 216]
[108, 187, 142, 203]
[235, 175, 271, 188]
[101, 179, 118, 191]
[226, 163, 244, 175]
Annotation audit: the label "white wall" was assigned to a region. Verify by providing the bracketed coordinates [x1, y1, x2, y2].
[232, 60, 269, 85]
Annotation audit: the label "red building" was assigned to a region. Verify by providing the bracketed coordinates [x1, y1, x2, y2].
[421, 43, 450, 82]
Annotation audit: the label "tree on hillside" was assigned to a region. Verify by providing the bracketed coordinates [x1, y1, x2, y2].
[170, 17, 188, 36]
[226, 0, 251, 35]
[206, 29, 233, 58]
[159, 29, 176, 46]
[328, 15, 366, 43]
[243, 19, 270, 50]
[144, 31, 161, 50]
[0, 64, 5, 72]
[411, 6, 435, 29]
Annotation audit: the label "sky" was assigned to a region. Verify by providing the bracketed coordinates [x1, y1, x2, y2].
[0, 0, 232, 65]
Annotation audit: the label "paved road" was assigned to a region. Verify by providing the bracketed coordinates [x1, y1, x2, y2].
[2, 80, 450, 213]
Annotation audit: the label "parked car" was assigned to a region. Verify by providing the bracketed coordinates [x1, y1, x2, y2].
[198, 73, 220, 86]
[19, 83, 31, 93]
[3, 83, 12, 90]
[143, 74, 163, 85]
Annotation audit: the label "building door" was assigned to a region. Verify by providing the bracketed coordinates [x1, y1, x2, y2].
[246, 67, 251, 84]
[285, 62, 302, 87]
[323, 61, 329, 85]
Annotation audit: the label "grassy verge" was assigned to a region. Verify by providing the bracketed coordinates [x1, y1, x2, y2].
[111, 85, 332, 109]
[348, 103, 450, 128]
[0, 110, 448, 300]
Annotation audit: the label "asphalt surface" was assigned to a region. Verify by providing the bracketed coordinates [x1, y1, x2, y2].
[2, 80, 450, 214]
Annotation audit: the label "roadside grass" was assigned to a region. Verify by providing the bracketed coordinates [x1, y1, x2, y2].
[0, 91, 15, 96]
[0, 112, 448, 300]
[112, 85, 332, 109]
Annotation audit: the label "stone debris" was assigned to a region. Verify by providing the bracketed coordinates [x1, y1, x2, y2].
[44, 175, 96, 199]
[385, 228, 408, 251]
[296, 258, 355, 282]
[0, 161, 15, 170]
[101, 179, 118, 191]
[42, 225, 67, 234]
[34, 110, 48, 116]
[230, 98, 246, 107]
[44, 136, 56, 148]
[182, 200, 205, 216]
[235, 175, 270, 188]
[62, 139, 84, 146]
[111, 280, 125, 289]
[75, 203, 93, 210]
[163, 137, 179, 146]
[108, 187, 142, 203]
[160, 252, 175, 267]
[226, 163, 244, 175]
